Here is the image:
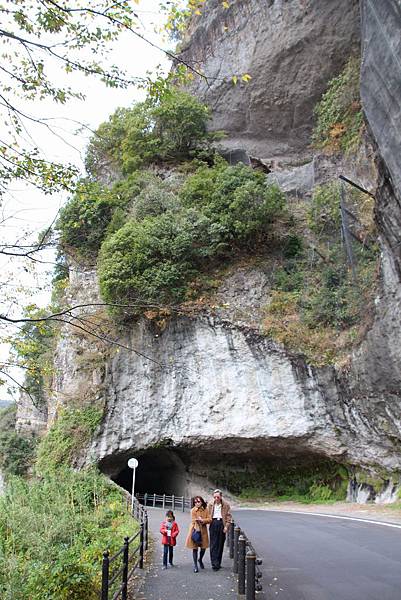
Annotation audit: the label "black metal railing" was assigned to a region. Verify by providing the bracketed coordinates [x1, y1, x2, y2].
[227, 520, 263, 599]
[136, 492, 191, 512]
[101, 497, 148, 600]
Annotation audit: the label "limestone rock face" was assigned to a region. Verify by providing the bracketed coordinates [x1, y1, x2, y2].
[88, 311, 401, 478]
[15, 391, 47, 434]
[361, 1, 401, 204]
[181, 0, 360, 160]
[90, 316, 340, 463]
[348, 1, 401, 410]
[15, 0, 401, 502]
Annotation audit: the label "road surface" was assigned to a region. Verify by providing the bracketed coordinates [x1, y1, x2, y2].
[233, 509, 401, 600]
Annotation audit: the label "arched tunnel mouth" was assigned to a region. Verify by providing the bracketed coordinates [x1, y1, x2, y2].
[109, 448, 188, 495]
[98, 439, 349, 500]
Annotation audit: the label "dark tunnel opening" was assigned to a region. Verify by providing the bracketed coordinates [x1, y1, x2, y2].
[110, 449, 188, 496]
[100, 441, 348, 501]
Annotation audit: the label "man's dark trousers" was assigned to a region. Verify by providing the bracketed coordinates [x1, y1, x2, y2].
[210, 519, 225, 569]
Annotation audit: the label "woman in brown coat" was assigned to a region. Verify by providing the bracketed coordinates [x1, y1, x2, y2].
[185, 496, 212, 572]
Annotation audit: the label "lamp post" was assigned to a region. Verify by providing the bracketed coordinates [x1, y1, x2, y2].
[128, 457, 139, 515]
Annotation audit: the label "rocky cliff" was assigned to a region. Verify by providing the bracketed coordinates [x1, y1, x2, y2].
[348, 0, 401, 432]
[16, 0, 401, 502]
[180, 0, 360, 162]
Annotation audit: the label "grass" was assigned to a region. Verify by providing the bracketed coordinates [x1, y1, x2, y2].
[0, 468, 136, 600]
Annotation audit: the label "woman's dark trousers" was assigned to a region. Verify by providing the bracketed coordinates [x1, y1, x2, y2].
[209, 519, 225, 569]
[163, 544, 174, 566]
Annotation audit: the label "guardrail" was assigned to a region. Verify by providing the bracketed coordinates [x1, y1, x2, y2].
[136, 492, 191, 512]
[101, 497, 148, 600]
[227, 520, 263, 600]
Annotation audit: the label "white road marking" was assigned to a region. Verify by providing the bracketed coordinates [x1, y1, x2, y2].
[236, 508, 401, 529]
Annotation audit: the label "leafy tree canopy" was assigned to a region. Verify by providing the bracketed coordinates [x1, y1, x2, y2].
[85, 89, 215, 178]
[98, 160, 285, 311]
[0, 0, 148, 195]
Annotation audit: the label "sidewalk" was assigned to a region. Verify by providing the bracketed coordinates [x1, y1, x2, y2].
[136, 508, 235, 600]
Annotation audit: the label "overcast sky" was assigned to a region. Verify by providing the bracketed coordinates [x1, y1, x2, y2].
[0, 0, 171, 400]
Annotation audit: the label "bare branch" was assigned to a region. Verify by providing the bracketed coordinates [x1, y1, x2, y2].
[0, 369, 37, 405]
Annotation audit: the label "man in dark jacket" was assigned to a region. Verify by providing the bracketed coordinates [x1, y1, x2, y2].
[207, 489, 232, 570]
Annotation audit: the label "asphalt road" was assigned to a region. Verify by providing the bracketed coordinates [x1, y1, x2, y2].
[233, 509, 401, 600]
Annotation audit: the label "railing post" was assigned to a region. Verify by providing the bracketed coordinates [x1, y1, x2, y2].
[238, 535, 246, 596]
[144, 512, 149, 551]
[144, 492, 148, 507]
[233, 526, 240, 574]
[229, 521, 235, 559]
[246, 550, 256, 600]
[172, 494, 175, 510]
[182, 496, 185, 512]
[153, 493, 156, 507]
[139, 523, 144, 569]
[121, 537, 129, 600]
[101, 550, 110, 600]
[163, 494, 166, 509]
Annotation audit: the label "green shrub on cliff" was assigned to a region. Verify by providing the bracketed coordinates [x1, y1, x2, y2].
[313, 56, 363, 153]
[180, 161, 285, 243]
[36, 407, 104, 476]
[98, 162, 285, 309]
[98, 208, 221, 306]
[57, 181, 122, 258]
[0, 405, 36, 478]
[85, 90, 213, 177]
[307, 182, 341, 235]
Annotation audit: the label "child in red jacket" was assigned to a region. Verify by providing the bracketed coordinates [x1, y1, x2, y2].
[160, 510, 179, 569]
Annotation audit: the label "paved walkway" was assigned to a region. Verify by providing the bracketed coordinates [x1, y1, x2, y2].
[136, 508, 235, 600]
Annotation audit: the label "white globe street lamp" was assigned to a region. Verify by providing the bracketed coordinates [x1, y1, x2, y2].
[128, 457, 139, 514]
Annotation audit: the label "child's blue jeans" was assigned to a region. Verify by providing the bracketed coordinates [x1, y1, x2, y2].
[163, 544, 174, 566]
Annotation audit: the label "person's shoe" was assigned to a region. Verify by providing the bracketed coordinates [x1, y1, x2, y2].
[162, 566, 167, 570]
[198, 559, 205, 569]
[212, 566, 218, 571]
[193, 566, 199, 573]
[169, 562, 174, 567]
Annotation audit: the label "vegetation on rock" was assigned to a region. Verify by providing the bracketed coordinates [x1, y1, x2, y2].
[263, 181, 378, 365]
[85, 90, 215, 179]
[312, 56, 363, 153]
[0, 405, 36, 478]
[210, 460, 349, 504]
[10, 308, 54, 406]
[98, 161, 284, 309]
[36, 407, 104, 476]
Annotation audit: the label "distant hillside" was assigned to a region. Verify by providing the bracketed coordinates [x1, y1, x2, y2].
[0, 400, 13, 409]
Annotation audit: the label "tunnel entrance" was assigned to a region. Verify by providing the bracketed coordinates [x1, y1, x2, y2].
[109, 449, 188, 496]
[99, 440, 348, 502]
